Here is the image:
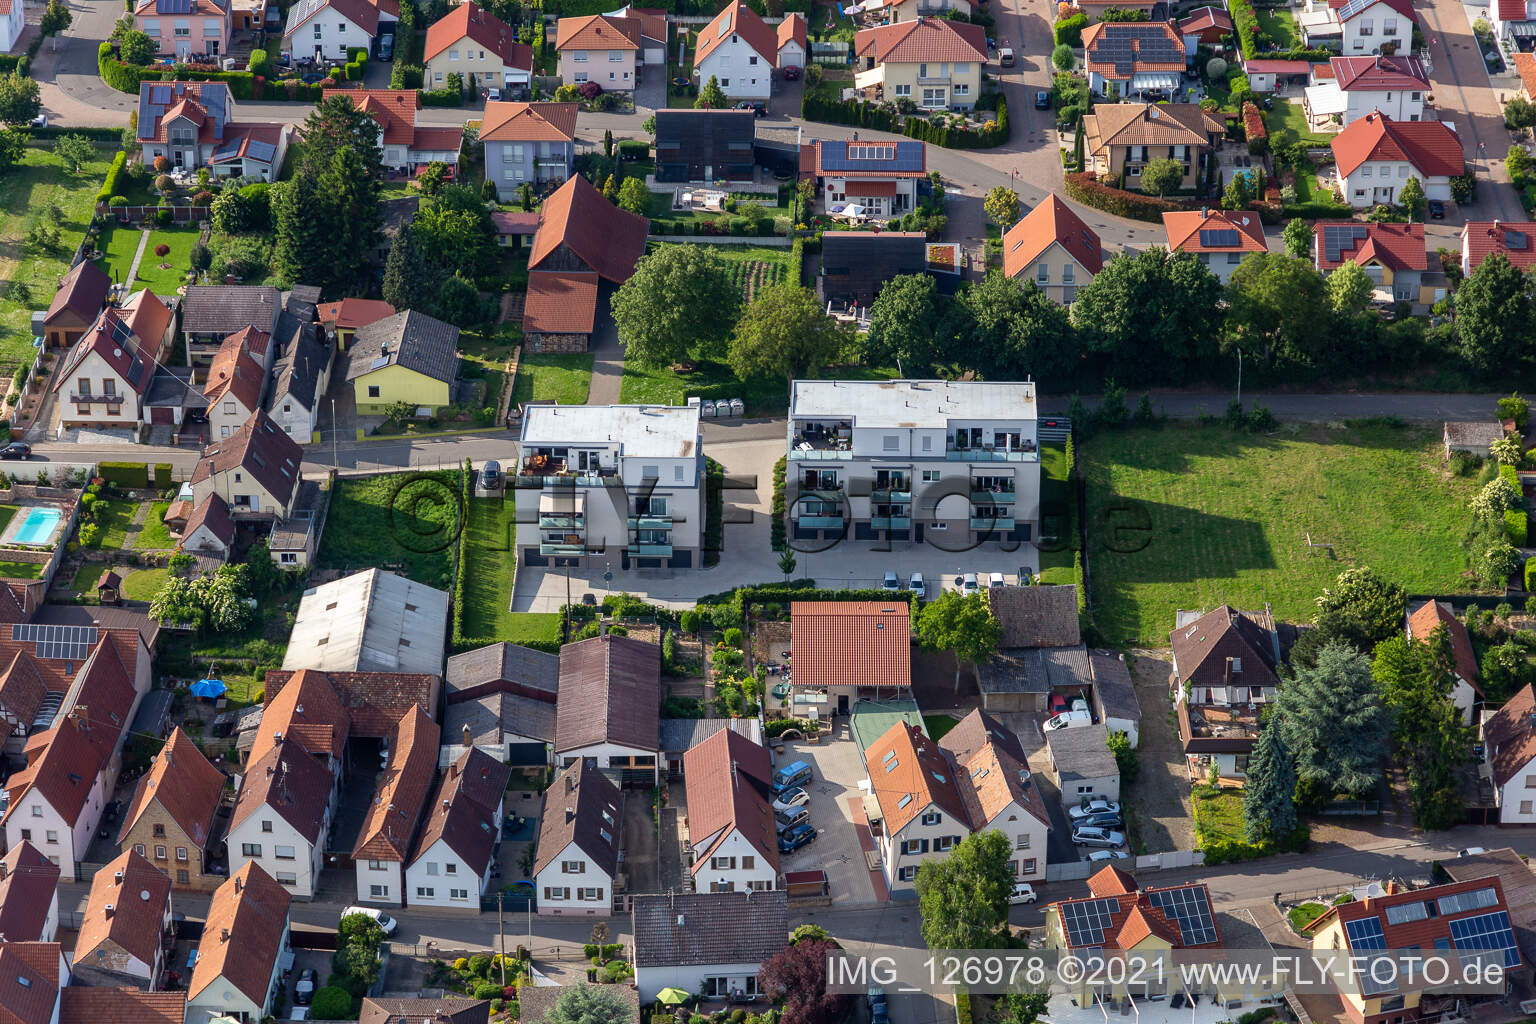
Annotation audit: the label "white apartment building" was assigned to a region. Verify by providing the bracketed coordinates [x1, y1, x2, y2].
[516, 403, 704, 572]
[786, 379, 1041, 548]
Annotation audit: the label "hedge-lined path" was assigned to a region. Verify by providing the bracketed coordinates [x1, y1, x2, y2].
[118, 500, 152, 551]
[121, 229, 151, 289]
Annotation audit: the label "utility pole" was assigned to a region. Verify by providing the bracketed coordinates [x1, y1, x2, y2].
[331, 398, 338, 468]
[1235, 348, 1243, 406]
[498, 891, 506, 985]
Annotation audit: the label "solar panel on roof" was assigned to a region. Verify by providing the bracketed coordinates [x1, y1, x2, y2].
[1384, 900, 1429, 926]
[12, 624, 98, 661]
[1438, 887, 1499, 916]
[1199, 228, 1241, 247]
[1345, 916, 1388, 949]
[1323, 223, 1368, 263]
[249, 140, 277, 162]
[1060, 897, 1120, 947]
[156, 0, 193, 14]
[1449, 910, 1520, 968]
[1507, 230, 1529, 250]
[1145, 886, 1218, 945]
[212, 138, 242, 162]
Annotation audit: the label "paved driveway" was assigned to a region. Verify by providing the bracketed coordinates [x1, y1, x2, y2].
[1124, 653, 1194, 853]
[772, 734, 878, 905]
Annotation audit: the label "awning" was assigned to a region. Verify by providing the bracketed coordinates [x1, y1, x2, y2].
[1511, 20, 1536, 35]
[846, 180, 898, 197]
[1130, 72, 1181, 90]
[854, 65, 884, 90]
[1303, 82, 1346, 115]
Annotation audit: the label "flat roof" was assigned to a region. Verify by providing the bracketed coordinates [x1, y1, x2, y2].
[521, 404, 701, 459]
[790, 379, 1037, 425]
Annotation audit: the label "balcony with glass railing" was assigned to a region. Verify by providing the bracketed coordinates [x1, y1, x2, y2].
[627, 542, 673, 557]
[790, 419, 854, 459]
[518, 453, 617, 485]
[871, 516, 913, 531]
[946, 444, 1039, 463]
[970, 486, 1017, 503]
[540, 541, 586, 556]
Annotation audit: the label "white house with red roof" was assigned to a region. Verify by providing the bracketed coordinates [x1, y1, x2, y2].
[0, 0, 24, 54]
[53, 294, 176, 433]
[282, 0, 396, 61]
[854, 17, 987, 109]
[1298, 0, 1415, 54]
[132, 0, 231, 59]
[1304, 54, 1428, 128]
[1482, 683, 1536, 824]
[189, 407, 303, 520]
[408, 747, 512, 909]
[1161, 209, 1267, 284]
[682, 729, 778, 894]
[777, 13, 806, 69]
[1312, 221, 1434, 304]
[1491, 0, 1536, 47]
[205, 326, 270, 441]
[321, 87, 462, 174]
[694, 0, 778, 100]
[135, 81, 290, 179]
[1330, 112, 1462, 208]
[1002, 194, 1103, 304]
[804, 138, 927, 217]
[423, 1, 532, 96]
[1460, 220, 1536, 276]
[1407, 600, 1482, 726]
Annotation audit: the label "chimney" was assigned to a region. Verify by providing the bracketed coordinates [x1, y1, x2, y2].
[450, 762, 460, 779]
[234, 876, 242, 893]
[114, 871, 123, 884]
[566, 807, 575, 824]
[104, 903, 114, 916]
[1386, 880, 1400, 895]
[442, 799, 450, 811]
[0, 863, 7, 882]
[462, 723, 471, 746]
[267, 765, 276, 777]
[566, 772, 576, 794]
[221, 927, 230, 942]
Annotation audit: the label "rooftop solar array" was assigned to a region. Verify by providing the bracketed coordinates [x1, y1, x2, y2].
[12, 624, 99, 662]
[1322, 222, 1369, 263]
[1198, 228, 1241, 247]
[1089, 24, 1183, 75]
[1344, 915, 1387, 950]
[156, 0, 194, 14]
[1145, 886, 1218, 945]
[1437, 886, 1499, 916]
[818, 140, 925, 173]
[1060, 897, 1121, 947]
[1338, 0, 1375, 20]
[1383, 899, 1433, 926]
[1507, 229, 1529, 250]
[1449, 910, 1520, 968]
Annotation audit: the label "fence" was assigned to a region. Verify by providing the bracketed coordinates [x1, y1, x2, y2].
[648, 234, 793, 245]
[1044, 848, 1206, 883]
[104, 205, 208, 225]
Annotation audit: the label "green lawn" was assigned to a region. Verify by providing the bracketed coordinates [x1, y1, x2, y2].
[0, 505, 18, 535]
[500, 612, 564, 647]
[121, 567, 168, 602]
[512, 353, 593, 407]
[1083, 422, 1484, 646]
[620, 361, 898, 417]
[1265, 99, 1334, 148]
[644, 193, 793, 232]
[315, 471, 466, 590]
[922, 714, 959, 740]
[0, 144, 118, 369]
[134, 502, 174, 549]
[1039, 443, 1075, 585]
[1255, 6, 1300, 48]
[0, 560, 43, 579]
[459, 495, 519, 641]
[94, 224, 199, 297]
[458, 325, 519, 417]
[1288, 901, 1328, 933]
[90, 500, 136, 550]
[1192, 788, 1246, 843]
[69, 563, 108, 594]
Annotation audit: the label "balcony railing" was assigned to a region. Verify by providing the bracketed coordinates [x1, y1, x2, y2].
[797, 514, 845, 529]
[798, 479, 844, 493]
[540, 542, 586, 556]
[789, 448, 855, 461]
[68, 394, 122, 405]
[870, 516, 913, 531]
[518, 455, 616, 479]
[626, 515, 674, 528]
[627, 543, 673, 557]
[873, 486, 912, 502]
[916, 75, 951, 85]
[970, 516, 1016, 531]
[538, 514, 584, 530]
[971, 489, 1016, 503]
[946, 447, 1039, 463]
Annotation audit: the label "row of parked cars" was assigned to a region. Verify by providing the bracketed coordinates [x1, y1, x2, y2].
[881, 570, 1027, 599]
[772, 760, 817, 854]
[1069, 798, 1129, 861]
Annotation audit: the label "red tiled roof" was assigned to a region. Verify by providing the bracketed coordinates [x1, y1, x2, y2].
[322, 88, 421, 146]
[120, 290, 173, 353]
[696, 1, 778, 66]
[0, 842, 59, 943]
[253, 668, 350, 763]
[316, 298, 396, 331]
[204, 327, 269, 410]
[179, 494, 236, 553]
[1178, 6, 1232, 33]
[481, 101, 578, 142]
[44, 261, 110, 328]
[523, 271, 599, 336]
[528, 174, 649, 283]
[555, 13, 640, 51]
[1003, 193, 1103, 280]
[491, 211, 540, 235]
[1317, 877, 1519, 965]
[411, 125, 467, 153]
[865, 721, 970, 833]
[1162, 209, 1267, 253]
[1312, 220, 1428, 273]
[845, 180, 899, 197]
[1088, 863, 1138, 897]
[119, 727, 226, 850]
[76, 849, 171, 969]
[1515, 52, 1536, 99]
[190, 863, 291, 1007]
[777, 12, 806, 52]
[53, 307, 155, 398]
[1331, 53, 1429, 90]
[1331, 112, 1463, 178]
[287, 0, 382, 35]
[412, 747, 511, 870]
[58, 989, 185, 1024]
[262, 669, 439, 739]
[1331, 0, 1415, 22]
[1485, 683, 1536, 786]
[855, 16, 986, 64]
[353, 706, 441, 861]
[0, 945, 57, 1024]
[791, 601, 911, 688]
[1462, 220, 1536, 272]
[683, 729, 778, 873]
[425, 1, 527, 67]
[1407, 600, 1481, 692]
[232, 737, 336, 844]
[1053, 875, 1223, 950]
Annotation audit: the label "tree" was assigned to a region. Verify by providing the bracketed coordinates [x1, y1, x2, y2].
[1139, 157, 1184, 197]
[617, 176, 648, 215]
[759, 939, 851, 1024]
[1471, 475, 1523, 521]
[0, 73, 40, 127]
[433, 272, 486, 327]
[39, 0, 72, 46]
[959, 273, 1077, 383]
[1326, 259, 1374, 316]
[300, 94, 384, 182]
[1071, 248, 1223, 385]
[1398, 175, 1426, 220]
[117, 30, 157, 65]
[272, 175, 334, 289]
[0, 128, 22, 177]
[1225, 253, 1330, 366]
[1282, 217, 1312, 258]
[601, 172, 619, 202]
[1221, 172, 1250, 211]
[864, 273, 944, 374]
[149, 574, 203, 628]
[642, 113, 656, 136]
[915, 591, 1002, 691]
[1456, 253, 1536, 375]
[203, 564, 253, 632]
[1509, 95, 1536, 129]
[983, 185, 1021, 228]
[382, 228, 444, 313]
[1313, 566, 1407, 652]
[729, 283, 848, 384]
[53, 133, 94, 175]
[1051, 43, 1074, 70]
[697, 75, 726, 108]
[1106, 730, 1138, 783]
[245, 541, 279, 593]
[777, 549, 797, 582]
[413, 184, 496, 282]
[543, 983, 634, 1024]
[154, 243, 170, 268]
[913, 830, 1013, 949]
[1372, 632, 1472, 829]
[602, 128, 613, 157]
[993, 994, 1049, 1024]
[1273, 639, 1388, 802]
[610, 245, 741, 365]
[314, 144, 384, 293]
[417, 160, 448, 196]
[1242, 724, 1297, 842]
[1491, 433, 1524, 466]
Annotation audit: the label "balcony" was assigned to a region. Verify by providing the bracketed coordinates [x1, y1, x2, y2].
[627, 543, 673, 557]
[540, 542, 586, 557]
[626, 515, 674, 529]
[971, 488, 1017, 504]
[797, 514, 846, 530]
[791, 422, 853, 459]
[518, 454, 617, 483]
[539, 514, 585, 530]
[946, 446, 1039, 463]
[797, 478, 844, 495]
[870, 516, 912, 531]
[68, 394, 122, 406]
[789, 446, 854, 462]
[916, 75, 951, 85]
[970, 515, 1016, 532]
[873, 481, 912, 502]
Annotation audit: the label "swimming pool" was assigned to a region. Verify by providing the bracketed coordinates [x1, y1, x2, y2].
[11, 507, 61, 546]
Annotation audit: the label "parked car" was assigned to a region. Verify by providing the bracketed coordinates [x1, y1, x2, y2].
[1043, 709, 1091, 731]
[479, 460, 502, 489]
[1088, 849, 1131, 862]
[1049, 694, 1069, 715]
[776, 805, 811, 833]
[908, 572, 926, 599]
[0, 443, 32, 460]
[999, 47, 1015, 65]
[28, 114, 46, 128]
[779, 822, 816, 853]
[1009, 882, 1038, 905]
[1071, 827, 1125, 848]
[988, 571, 1006, 589]
[1458, 847, 1488, 858]
[772, 760, 813, 796]
[772, 786, 810, 813]
[378, 32, 394, 59]
[486, 87, 502, 101]
[871, 1000, 889, 1024]
[294, 969, 317, 1005]
[1074, 811, 1123, 830]
[882, 570, 901, 592]
[1069, 798, 1122, 821]
[958, 572, 979, 594]
[1428, 199, 1446, 220]
[734, 100, 766, 117]
[1034, 89, 1050, 110]
[340, 906, 398, 935]
[783, 65, 802, 80]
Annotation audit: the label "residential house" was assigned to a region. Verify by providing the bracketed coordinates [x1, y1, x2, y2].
[1442, 848, 1536, 970]
[442, 642, 559, 768]
[262, 667, 440, 740]
[71, 849, 172, 989]
[977, 585, 1084, 713]
[132, 0, 231, 58]
[186, 863, 293, 1024]
[205, 326, 270, 441]
[1303, 54, 1428, 127]
[1406, 600, 1481, 726]
[1494, 0, 1536, 46]
[181, 284, 281, 361]
[266, 307, 333, 445]
[1082, 102, 1223, 193]
[777, 12, 806, 68]
[0, 943, 66, 1024]
[790, 601, 912, 714]
[424, 2, 532, 95]
[280, 569, 451, 676]
[353, 706, 441, 906]
[523, 174, 648, 352]
[321, 88, 464, 174]
[1081, 21, 1186, 98]
[1162, 208, 1268, 284]
[516, 404, 703, 569]
[554, 633, 661, 782]
[227, 737, 338, 898]
[53, 294, 176, 432]
[1169, 605, 1280, 782]
[1313, 221, 1434, 304]
[189, 408, 303, 520]
[1089, 651, 1142, 747]
[58, 989, 186, 1024]
[653, 108, 755, 183]
[316, 297, 396, 350]
[283, 0, 396, 61]
[1460, 221, 1536, 275]
[881, 0, 973, 24]
[1298, 0, 1416, 53]
[482, 101, 578, 199]
[177, 493, 237, 560]
[248, 668, 352, 772]
[661, 719, 762, 780]
[555, 14, 640, 91]
[804, 139, 926, 218]
[404, 747, 512, 909]
[345, 309, 461, 415]
[1331, 112, 1462, 207]
[1308, 877, 1523, 1024]
[1044, 723, 1120, 810]
[135, 81, 290, 179]
[118, 726, 227, 890]
[532, 760, 622, 915]
[937, 709, 1052, 881]
[1445, 420, 1507, 457]
[632, 890, 788, 1002]
[42, 261, 110, 350]
[787, 378, 1041, 547]
[1481, 683, 1536, 824]
[817, 231, 927, 309]
[1517, 51, 1536, 99]
[492, 210, 540, 248]
[1178, 6, 1233, 51]
[1242, 56, 1313, 93]
[0, 842, 60, 942]
[694, 1, 777, 100]
[683, 729, 778, 893]
[853, 17, 986, 110]
[0, 648, 48, 758]
[1002, 194, 1102, 305]
[0, 0, 23, 54]
[361, 998, 493, 1024]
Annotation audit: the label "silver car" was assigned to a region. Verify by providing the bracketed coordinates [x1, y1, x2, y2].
[1071, 826, 1126, 848]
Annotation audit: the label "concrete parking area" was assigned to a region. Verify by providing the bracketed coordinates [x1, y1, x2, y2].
[771, 735, 877, 904]
[1123, 653, 1194, 853]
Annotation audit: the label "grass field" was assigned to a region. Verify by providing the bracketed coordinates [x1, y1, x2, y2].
[95, 225, 199, 297]
[135, 502, 174, 549]
[620, 361, 897, 417]
[0, 145, 118, 369]
[0, 505, 18, 534]
[459, 495, 519, 641]
[1039, 443, 1075, 585]
[1082, 422, 1483, 646]
[316, 471, 465, 590]
[500, 612, 564, 646]
[1255, 6, 1300, 47]
[512, 353, 593, 407]
[93, 501, 136, 550]
[122, 567, 168, 602]
[0, 560, 43, 579]
[69, 563, 108, 594]
[1265, 99, 1334, 148]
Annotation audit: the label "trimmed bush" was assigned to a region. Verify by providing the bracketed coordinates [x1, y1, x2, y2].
[617, 138, 649, 161]
[98, 462, 149, 489]
[473, 983, 503, 1000]
[1508, 509, 1529, 547]
[1524, 556, 1536, 592]
[421, 87, 464, 106]
[96, 150, 128, 203]
[248, 47, 270, 78]
[1053, 12, 1088, 46]
[153, 463, 173, 489]
[1229, 0, 1259, 58]
[1064, 171, 1189, 221]
[310, 987, 353, 1020]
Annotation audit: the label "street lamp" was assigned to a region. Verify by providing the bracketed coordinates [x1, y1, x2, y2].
[331, 398, 338, 468]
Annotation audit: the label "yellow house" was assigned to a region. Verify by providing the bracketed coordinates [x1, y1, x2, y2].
[1311, 221, 1438, 306]
[344, 309, 461, 415]
[852, 18, 988, 111]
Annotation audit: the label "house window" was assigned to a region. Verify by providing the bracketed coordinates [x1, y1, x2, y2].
[574, 51, 588, 61]
[882, 434, 899, 451]
[742, 856, 755, 870]
[176, 848, 188, 862]
[223, 400, 234, 414]
[921, 87, 945, 108]
[416, 886, 435, 897]
[898, 865, 917, 882]
[445, 863, 457, 874]
[711, 855, 736, 869]
[544, 887, 571, 900]
[175, 20, 190, 35]
[922, 470, 941, 482]
[450, 48, 458, 59]
[153, 823, 166, 837]
[749, 54, 758, 64]
[1036, 263, 1049, 284]
[580, 887, 604, 900]
[19, 830, 29, 842]
[368, 386, 381, 398]
[242, 843, 262, 857]
[609, 49, 622, 60]
[953, 83, 969, 96]
[155, 845, 167, 859]
[275, 845, 296, 859]
[1522, 801, 1533, 815]
[177, 870, 190, 883]
[276, 872, 297, 885]
[30, 806, 41, 818]
[921, 811, 942, 826]
[280, 552, 297, 565]
[561, 860, 585, 873]
[894, 84, 911, 97]
[1361, 166, 1373, 177]
[1023, 858, 1037, 873]
[371, 884, 390, 897]
[426, 862, 439, 875]
[132, 843, 143, 855]
[1062, 264, 1074, 284]
[711, 881, 736, 893]
[451, 888, 469, 899]
[314, 23, 321, 37]
[46, 831, 58, 844]
[261, 820, 273, 832]
[935, 835, 956, 851]
[1016, 834, 1030, 849]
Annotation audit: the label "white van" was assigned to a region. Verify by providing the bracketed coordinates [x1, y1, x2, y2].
[1043, 708, 1092, 731]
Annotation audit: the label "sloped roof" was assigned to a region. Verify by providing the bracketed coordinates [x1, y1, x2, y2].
[1169, 605, 1278, 690]
[0, 842, 60, 943]
[777, 11, 806, 51]
[1314, 876, 1518, 970]
[1178, 6, 1232, 33]
[425, 1, 527, 65]
[865, 720, 970, 834]
[346, 310, 461, 386]
[190, 863, 292, 1007]
[1407, 600, 1481, 692]
[555, 634, 661, 752]
[231, 737, 336, 844]
[178, 494, 236, 554]
[282, 569, 450, 677]
[58, 988, 186, 1024]
[45, 260, 110, 327]
[1516, 52, 1536, 100]
[1162, 209, 1267, 253]
[1090, 650, 1142, 723]
[136, 81, 229, 145]
[1461, 221, 1536, 272]
[528, 174, 649, 283]
[791, 601, 911, 688]
[321, 88, 421, 146]
[482, 101, 578, 142]
[0, 945, 56, 1024]
[524, 271, 599, 336]
[1003, 195, 1102, 280]
[286, 0, 382, 37]
[1083, 102, 1222, 152]
[1331, 53, 1429, 90]
[411, 747, 512, 870]
[354, 706, 441, 861]
[53, 308, 153, 397]
[76, 849, 171, 969]
[855, 16, 986, 63]
[317, 298, 397, 332]
[696, 1, 778, 66]
[632, 890, 789, 967]
[1082, 21, 1185, 77]
[267, 318, 329, 413]
[1312, 221, 1428, 272]
[190, 409, 302, 511]
[1052, 874, 1222, 950]
[1331, 112, 1463, 177]
[251, 667, 351, 764]
[204, 328, 268, 411]
[263, 668, 441, 739]
[446, 642, 559, 702]
[533, 759, 623, 877]
[987, 584, 1081, 648]
[360, 997, 491, 1024]
[555, 13, 641, 50]
[119, 726, 226, 850]
[683, 728, 778, 873]
[0, 650, 47, 743]
[1485, 684, 1536, 786]
[181, 285, 279, 337]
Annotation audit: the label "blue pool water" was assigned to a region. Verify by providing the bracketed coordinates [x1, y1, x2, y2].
[12, 507, 61, 546]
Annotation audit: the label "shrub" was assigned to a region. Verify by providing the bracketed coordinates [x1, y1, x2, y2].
[453, 958, 470, 971]
[1500, 393, 1531, 430]
[79, 522, 101, 547]
[473, 983, 503, 1000]
[311, 987, 354, 1020]
[1054, 12, 1087, 45]
[96, 150, 128, 203]
[98, 462, 149, 489]
[722, 626, 743, 647]
[1064, 171, 1187, 222]
[248, 47, 269, 77]
[680, 609, 702, 634]
[468, 954, 491, 977]
[1508, 509, 1529, 548]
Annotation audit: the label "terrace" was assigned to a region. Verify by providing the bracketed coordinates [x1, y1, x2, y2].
[790, 420, 853, 456]
[516, 452, 619, 484]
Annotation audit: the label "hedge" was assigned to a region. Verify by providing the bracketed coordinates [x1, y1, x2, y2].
[450, 458, 472, 647]
[36, 126, 121, 142]
[1063, 171, 1189, 222]
[1508, 509, 1529, 547]
[97, 150, 128, 203]
[1230, 0, 1260, 58]
[97, 44, 272, 99]
[799, 91, 1008, 149]
[421, 87, 464, 106]
[153, 463, 173, 489]
[0, 54, 29, 75]
[1501, 463, 1521, 489]
[695, 582, 920, 627]
[98, 462, 149, 489]
[1053, 13, 1087, 46]
[249, 47, 270, 78]
[1525, 557, 1536, 592]
[616, 138, 649, 161]
[1281, 199, 1353, 220]
[790, 236, 805, 286]
[956, 991, 973, 1024]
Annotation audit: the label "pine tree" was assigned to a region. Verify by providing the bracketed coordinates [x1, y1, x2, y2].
[1242, 725, 1297, 842]
[318, 146, 382, 294]
[381, 228, 444, 312]
[696, 75, 726, 109]
[602, 173, 620, 202]
[1274, 639, 1388, 803]
[272, 176, 332, 289]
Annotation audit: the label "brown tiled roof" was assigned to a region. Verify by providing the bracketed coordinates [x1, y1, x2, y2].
[533, 759, 623, 877]
[190, 863, 292, 1007]
[481, 101, 578, 142]
[316, 298, 397, 332]
[204, 327, 270, 410]
[446, 642, 559, 704]
[354, 706, 441, 861]
[555, 634, 661, 753]
[1408, 600, 1481, 691]
[359, 997, 491, 1024]
[0, 945, 57, 1024]
[1052, 875, 1222, 950]
[683, 729, 778, 873]
[1162, 209, 1267, 253]
[120, 290, 173, 352]
[44, 261, 110, 328]
[696, 1, 777, 65]
[1083, 102, 1222, 154]
[1178, 6, 1232, 33]
[119, 727, 226, 850]
[0, 650, 47, 742]
[411, 747, 512, 870]
[865, 720, 970, 834]
[0, 842, 59, 943]
[425, 1, 526, 65]
[231, 737, 336, 844]
[178, 494, 236, 552]
[263, 669, 439, 739]
[76, 849, 171, 969]
[1316, 876, 1519, 969]
[938, 708, 1027, 766]
[52, 308, 155, 398]
[322, 88, 422, 147]
[523, 271, 599, 336]
[621, 7, 667, 44]
[252, 668, 350, 764]
[190, 409, 302, 512]
[777, 11, 806, 51]
[1169, 605, 1278, 690]
[1462, 221, 1536, 273]
[555, 13, 640, 50]
[1088, 863, 1137, 897]
[790, 602, 911, 688]
[58, 988, 185, 1024]
[1003, 195, 1102, 280]
[987, 585, 1080, 648]
[529, 174, 649, 283]
[854, 16, 985, 63]
[1483, 683, 1536, 787]
[632, 890, 789, 967]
